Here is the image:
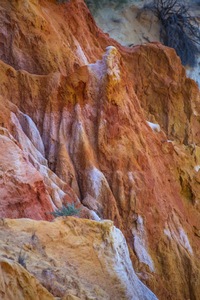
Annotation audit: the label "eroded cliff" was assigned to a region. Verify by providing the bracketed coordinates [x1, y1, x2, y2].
[0, 0, 200, 299]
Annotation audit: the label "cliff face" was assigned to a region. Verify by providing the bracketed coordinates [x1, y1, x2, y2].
[0, 0, 200, 299]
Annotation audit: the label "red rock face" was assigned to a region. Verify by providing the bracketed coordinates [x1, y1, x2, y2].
[0, 0, 200, 299]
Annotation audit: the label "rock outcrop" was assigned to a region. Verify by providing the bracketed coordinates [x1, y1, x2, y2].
[0, 217, 158, 300]
[0, 258, 55, 300]
[91, 0, 200, 87]
[0, 0, 200, 299]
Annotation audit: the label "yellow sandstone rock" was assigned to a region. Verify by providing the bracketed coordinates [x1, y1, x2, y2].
[0, 217, 157, 300]
[0, 258, 54, 300]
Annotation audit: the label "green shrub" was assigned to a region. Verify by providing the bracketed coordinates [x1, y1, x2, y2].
[51, 203, 80, 217]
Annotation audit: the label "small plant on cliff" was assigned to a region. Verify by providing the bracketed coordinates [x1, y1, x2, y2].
[144, 0, 200, 67]
[51, 203, 80, 218]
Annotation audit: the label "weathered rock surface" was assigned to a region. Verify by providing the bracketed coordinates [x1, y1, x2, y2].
[0, 217, 157, 300]
[0, 0, 199, 299]
[0, 258, 55, 300]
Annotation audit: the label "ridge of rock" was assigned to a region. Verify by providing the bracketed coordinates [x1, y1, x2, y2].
[0, 0, 199, 299]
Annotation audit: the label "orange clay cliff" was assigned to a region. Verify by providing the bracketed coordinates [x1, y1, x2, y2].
[0, 1, 200, 299]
